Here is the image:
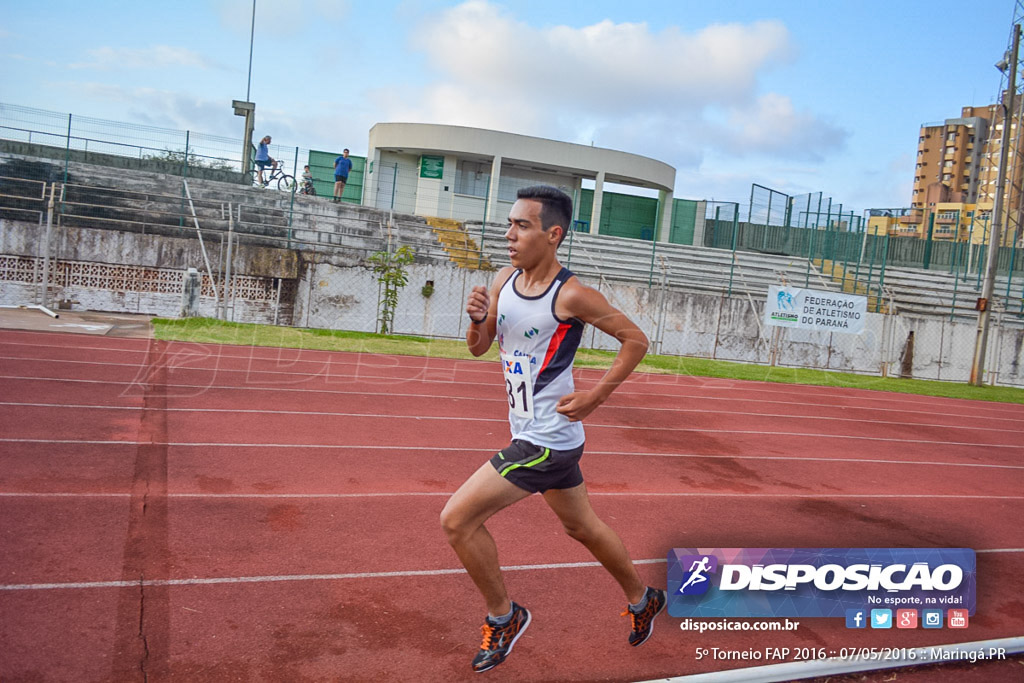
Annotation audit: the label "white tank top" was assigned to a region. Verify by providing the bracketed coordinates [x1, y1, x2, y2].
[496, 267, 585, 450]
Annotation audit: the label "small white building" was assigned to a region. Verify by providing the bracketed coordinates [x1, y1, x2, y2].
[362, 122, 676, 239]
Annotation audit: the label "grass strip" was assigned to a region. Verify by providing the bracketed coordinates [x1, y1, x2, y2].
[153, 317, 1024, 404]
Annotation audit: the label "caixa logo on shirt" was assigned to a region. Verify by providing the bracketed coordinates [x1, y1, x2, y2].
[503, 359, 525, 375]
[668, 548, 975, 619]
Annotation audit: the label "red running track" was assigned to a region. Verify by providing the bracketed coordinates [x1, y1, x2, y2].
[1, 329, 1023, 682]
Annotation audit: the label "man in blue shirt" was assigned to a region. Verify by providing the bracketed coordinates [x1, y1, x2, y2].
[255, 135, 277, 186]
[333, 149, 352, 202]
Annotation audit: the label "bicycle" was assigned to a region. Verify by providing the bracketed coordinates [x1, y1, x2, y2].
[247, 163, 296, 192]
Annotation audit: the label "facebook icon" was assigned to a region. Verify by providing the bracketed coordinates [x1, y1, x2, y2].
[845, 609, 867, 629]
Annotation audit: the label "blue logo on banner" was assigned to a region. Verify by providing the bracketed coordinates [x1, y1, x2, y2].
[845, 609, 866, 628]
[667, 548, 976, 619]
[871, 609, 893, 629]
[676, 554, 718, 595]
[922, 609, 944, 628]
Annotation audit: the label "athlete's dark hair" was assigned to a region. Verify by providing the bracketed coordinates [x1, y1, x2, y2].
[517, 185, 572, 246]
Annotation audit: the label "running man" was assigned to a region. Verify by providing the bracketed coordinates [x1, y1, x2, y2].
[679, 556, 711, 592]
[440, 185, 666, 673]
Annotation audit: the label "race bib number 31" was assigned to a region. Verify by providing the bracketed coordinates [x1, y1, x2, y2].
[501, 353, 534, 419]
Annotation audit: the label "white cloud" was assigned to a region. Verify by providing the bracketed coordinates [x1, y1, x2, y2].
[376, 1, 844, 178]
[70, 46, 228, 71]
[714, 93, 848, 161]
[415, 2, 793, 112]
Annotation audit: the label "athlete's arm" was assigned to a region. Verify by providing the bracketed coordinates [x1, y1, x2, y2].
[554, 279, 649, 421]
[465, 266, 515, 357]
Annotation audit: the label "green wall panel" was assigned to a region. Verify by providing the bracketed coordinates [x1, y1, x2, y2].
[576, 189, 658, 240]
[308, 150, 365, 203]
[670, 199, 698, 245]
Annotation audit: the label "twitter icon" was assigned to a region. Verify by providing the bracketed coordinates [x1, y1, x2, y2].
[870, 609, 892, 629]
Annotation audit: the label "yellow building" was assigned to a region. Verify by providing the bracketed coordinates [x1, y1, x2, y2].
[867, 210, 921, 237]
[866, 215, 895, 236]
[929, 202, 998, 244]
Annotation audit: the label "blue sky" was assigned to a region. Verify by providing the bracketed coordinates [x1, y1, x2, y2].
[1, 0, 1018, 211]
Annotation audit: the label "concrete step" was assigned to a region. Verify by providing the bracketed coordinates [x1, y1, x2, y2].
[425, 217, 493, 271]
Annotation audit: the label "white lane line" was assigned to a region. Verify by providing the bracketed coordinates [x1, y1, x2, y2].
[3, 401, 1022, 435]
[0, 559, 667, 591]
[589, 449, 1024, 470]
[4, 439, 1024, 469]
[3, 351, 1022, 420]
[0, 339, 1019, 413]
[4, 554, 1022, 592]
[3, 373, 1022, 425]
[2, 492, 1022, 500]
[2, 414, 1020, 448]
[3, 439, 1020, 470]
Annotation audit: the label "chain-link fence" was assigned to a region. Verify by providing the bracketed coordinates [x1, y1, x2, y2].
[2, 170, 1023, 386]
[3, 103, 1024, 386]
[0, 102, 368, 207]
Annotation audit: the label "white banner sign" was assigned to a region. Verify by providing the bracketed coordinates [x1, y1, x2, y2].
[765, 286, 867, 334]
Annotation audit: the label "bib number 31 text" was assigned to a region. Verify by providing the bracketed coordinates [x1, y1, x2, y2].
[501, 353, 534, 419]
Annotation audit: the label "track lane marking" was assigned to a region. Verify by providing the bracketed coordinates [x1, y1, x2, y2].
[0, 339, 1020, 411]
[2, 553, 1020, 592]
[3, 416, 1022, 448]
[1, 492, 1023, 499]
[2, 353, 1022, 419]
[3, 372, 1022, 425]
[3, 401, 1022, 435]
[3, 439, 1022, 467]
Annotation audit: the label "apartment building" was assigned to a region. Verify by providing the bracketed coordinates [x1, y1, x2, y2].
[907, 97, 1021, 246]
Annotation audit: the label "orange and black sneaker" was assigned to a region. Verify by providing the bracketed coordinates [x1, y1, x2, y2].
[471, 602, 531, 673]
[623, 587, 667, 647]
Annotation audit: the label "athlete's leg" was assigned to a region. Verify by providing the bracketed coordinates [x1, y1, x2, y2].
[542, 482, 646, 604]
[441, 463, 532, 615]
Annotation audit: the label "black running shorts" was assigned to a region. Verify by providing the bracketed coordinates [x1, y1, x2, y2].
[489, 439, 584, 494]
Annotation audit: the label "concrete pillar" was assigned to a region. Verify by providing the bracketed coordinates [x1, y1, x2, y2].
[657, 189, 674, 243]
[365, 148, 382, 208]
[572, 178, 584, 226]
[486, 155, 503, 223]
[692, 200, 708, 247]
[591, 171, 606, 235]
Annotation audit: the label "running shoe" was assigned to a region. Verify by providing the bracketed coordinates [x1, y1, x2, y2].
[623, 587, 666, 647]
[472, 602, 531, 673]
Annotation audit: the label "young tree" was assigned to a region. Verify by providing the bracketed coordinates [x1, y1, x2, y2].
[368, 245, 415, 334]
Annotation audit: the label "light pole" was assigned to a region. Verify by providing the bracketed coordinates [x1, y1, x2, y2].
[970, 23, 1020, 386]
[233, 0, 258, 178]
